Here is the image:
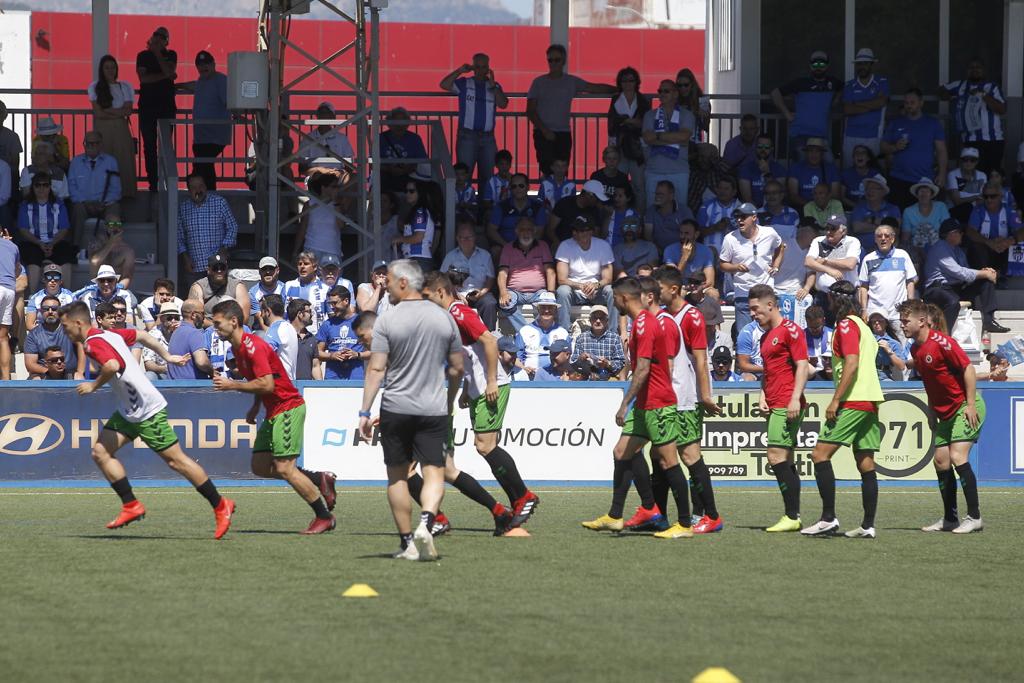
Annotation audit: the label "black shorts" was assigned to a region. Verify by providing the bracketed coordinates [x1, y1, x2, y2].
[379, 410, 447, 468]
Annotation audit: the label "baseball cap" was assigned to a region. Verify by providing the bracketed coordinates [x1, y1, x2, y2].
[258, 256, 278, 269]
[372, 259, 388, 271]
[732, 202, 758, 217]
[570, 359, 593, 377]
[319, 254, 341, 269]
[549, 339, 571, 354]
[939, 218, 963, 238]
[195, 50, 215, 66]
[208, 253, 228, 269]
[159, 301, 182, 316]
[497, 336, 517, 354]
[589, 305, 609, 317]
[853, 48, 877, 63]
[447, 263, 470, 275]
[572, 215, 596, 232]
[581, 179, 609, 202]
[42, 263, 61, 275]
[711, 346, 733, 362]
[825, 213, 848, 229]
[153, 26, 170, 39]
[810, 50, 829, 63]
[960, 147, 980, 159]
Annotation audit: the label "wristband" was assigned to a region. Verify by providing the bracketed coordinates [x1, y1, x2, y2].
[358, 410, 371, 418]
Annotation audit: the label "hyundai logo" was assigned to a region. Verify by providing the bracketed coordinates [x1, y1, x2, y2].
[0, 413, 65, 456]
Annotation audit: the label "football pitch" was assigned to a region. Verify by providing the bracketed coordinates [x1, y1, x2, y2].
[1, 485, 1020, 682]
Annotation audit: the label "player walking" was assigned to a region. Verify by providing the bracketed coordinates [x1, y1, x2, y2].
[747, 285, 810, 533]
[210, 299, 337, 535]
[899, 300, 985, 533]
[60, 301, 235, 539]
[802, 281, 885, 538]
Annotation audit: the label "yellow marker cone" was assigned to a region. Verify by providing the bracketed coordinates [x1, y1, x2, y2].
[693, 667, 741, 683]
[342, 583, 379, 598]
[502, 527, 531, 537]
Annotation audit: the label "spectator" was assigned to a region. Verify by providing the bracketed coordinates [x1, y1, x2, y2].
[719, 202, 784, 331]
[259, 293, 298, 381]
[177, 172, 238, 289]
[294, 169, 344, 264]
[87, 218, 135, 290]
[68, 130, 122, 251]
[498, 218, 555, 331]
[17, 171, 75, 289]
[980, 352, 1010, 382]
[698, 177, 741, 252]
[613, 217, 658, 278]
[787, 137, 840, 209]
[683, 271, 724, 346]
[318, 254, 355, 316]
[966, 181, 1023, 276]
[881, 88, 947, 210]
[547, 179, 607, 248]
[141, 301, 181, 380]
[497, 334, 522, 381]
[379, 107, 427, 194]
[176, 51, 231, 189]
[514, 290, 569, 379]
[734, 318, 765, 380]
[986, 167, 1017, 213]
[607, 66, 650, 212]
[738, 135, 787, 206]
[901, 177, 950, 264]
[244, 256, 285, 330]
[723, 114, 760, 171]
[538, 157, 576, 211]
[283, 252, 327, 331]
[841, 49, 889, 164]
[74, 263, 137, 325]
[947, 147, 987, 223]
[188, 253, 248, 325]
[642, 79, 695, 209]
[589, 146, 631, 205]
[356, 259, 392, 316]
[533, 338, 573, 381]
[803, 182, 846, 229]
[0, 225, 18, 379]
[37, 345, 73, 380]
[646, 179, 695, 253]
[710, 346, 742, 382]
[19, 141, 69, 202]
[775, 223, 817, 326]
[663, 218, 715, 284]
[687, 142, 734, 214]
[482, 149, 513, 211]
[441, 220, 497, 329]
[0, 101, 23, 206]
[858, 223, 917, 328]
[135, 26, 178, 192]
[394, 178, 438, 271]
[555, 216, 616, 331]
[940, 59, 1006, 173]
[569, 304, 625, 380]
[288, 297, 321, 380]
[770, 50, 843, 159]
[167, 299, 213, 379]
[0, 156, 10, 230]
[758, 180, 800, 230]
[867, 312, 907, 381]
[676, 68, 711, 140]
[526, 43, 614, 175]
[605, 184, 639, 247]
[297, 102, 354, 175]
[25, 263, 74, 330]
[840, 144, 882, 209]
[440, 53, 508, 187]
[922, 218, 1004, 333]
[486, 172, 544, 257]
[805, 214, 862, 309]
[850, 174, 901, 249]
[89, 54, 137, 199]
[804, 305, 833, 380]
[452, 163, 477, 216]
[137, 277, 181, 331]
[32, 117, 71, 172]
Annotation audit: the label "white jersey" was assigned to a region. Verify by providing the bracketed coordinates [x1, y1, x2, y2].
[265, 319, 299, 380]
[84, 328, 167, 423]
[449, 301, 509, 401]
[661, 307, 698, 411]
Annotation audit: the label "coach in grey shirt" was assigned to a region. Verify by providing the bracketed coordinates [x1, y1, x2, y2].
[359, 259, 464, 562]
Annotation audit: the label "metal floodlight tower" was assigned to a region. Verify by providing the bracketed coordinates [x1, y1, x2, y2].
[257, 0, 384, 272]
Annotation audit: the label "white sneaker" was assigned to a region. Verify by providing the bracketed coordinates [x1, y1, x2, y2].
[844, 526, 876, 538]
[413, 521, 438, 561]
[690, 514, 702, 528]
[392, 542, 420, 561]
[921, 518, 958, 532]
[952, 516, 984, 534]
[800, 518, 840, 536]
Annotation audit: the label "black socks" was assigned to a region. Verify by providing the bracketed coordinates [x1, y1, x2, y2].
[420, 510, 436, 530]
[111, 477, 136, 504]
[938, 468, 958, 522]
[310, 497, 331, 520]
[483, 447, 528, 502]
[772, 461, 801, 520]
[609, 459, 632, 518]
[630, 454, 655, 509]
[195, 479, 222, 509]
[688, 458, 718, 520]
[452, 472, 498, 512]
[663, 464, 690, 524]
[814, 461, 836, 522]
[860, 470, 878, 529]
[406, 473, 424, 505]
[299, 468, 323, 487]
[955, 463, 981, 519]
[651, 465, 669, 515]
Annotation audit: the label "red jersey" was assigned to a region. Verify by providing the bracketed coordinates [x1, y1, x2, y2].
[628, 309, 676, 409]
[233, 332, 304, 418]
[832, 318, 877, 412]
[910, 330, 971, 420]
[678, 304, 707, 354]
[656, 310, 682, 357]
[759, 319, 809, 409]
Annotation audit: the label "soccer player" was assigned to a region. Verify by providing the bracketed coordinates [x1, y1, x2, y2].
[59, 301, 235, 539]
[582, 277, 692, 539]
[422, 271, 539, 535]
[899, 300, 985, 533]
[747, 284, 810, 532]
[210, 299, 337, 535]
[802, 280, 885, 538]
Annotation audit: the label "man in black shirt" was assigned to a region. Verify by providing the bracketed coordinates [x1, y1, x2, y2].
[136, 26, 178, 192]
[287, 297, 320, 380]
[546, 179, 607, 248]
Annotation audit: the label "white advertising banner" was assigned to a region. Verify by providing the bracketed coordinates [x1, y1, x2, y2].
[301, 385, 623, 481]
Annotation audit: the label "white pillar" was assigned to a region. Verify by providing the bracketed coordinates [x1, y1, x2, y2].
[550, 0, 570, 50]
[92, 0, 110, 71]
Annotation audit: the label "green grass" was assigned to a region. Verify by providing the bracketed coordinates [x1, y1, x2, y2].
[1, 486, 1021, 682]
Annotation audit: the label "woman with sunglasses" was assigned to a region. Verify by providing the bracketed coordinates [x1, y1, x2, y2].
[89, 54, 137, 198]
[393, 180, 438, 271]
[675, 68, 710, 141]
[947, 148, 987, 223]
[607, 66, 651, 210]
[16, 171, 75, 290]
[19, 140, 70, 202]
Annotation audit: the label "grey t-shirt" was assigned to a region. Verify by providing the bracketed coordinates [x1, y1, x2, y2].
[0, 237, 19, 290]
[527, 74, 587, 132]
[642, 107, 695, 173]
[372, 298, 461, 416]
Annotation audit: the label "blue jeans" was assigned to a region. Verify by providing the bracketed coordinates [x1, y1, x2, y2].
[456, 129, 498, 187]
[555, 284, 617, 332]
[645, 170, 689, 214]
[499, 289, 548, 332]
[733, 296, 751, 335]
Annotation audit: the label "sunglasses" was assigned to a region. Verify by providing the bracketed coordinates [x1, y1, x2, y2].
[590, 314, 607, 321]
[510, 183, 527, 189]
[658, 88, 675, 94]
[46, 357, 66, 364]
[714, 359, 730, 364]
[211, 265, 228, 272]
[113, 309, 127, 315]
[97, 278, 116, 284]
[404, 188, 418, 194]
[811, 61, 828, 67]
[44, 273, 62, 281]
[983, 194, 1001, 199]
[547, 57, 563, 63]
[161, 314, 181, 321]
[962, 158, 978, 162]
[259, 266, 277, 273]
[756, 144, 772, 150]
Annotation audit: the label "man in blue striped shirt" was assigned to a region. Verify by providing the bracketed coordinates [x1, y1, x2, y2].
[940, 60, 1007, 174]
[440, 53, 509, 188]
[177, 172, 238, 289]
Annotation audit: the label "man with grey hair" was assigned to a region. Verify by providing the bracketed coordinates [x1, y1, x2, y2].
[359, 259, 464, 561]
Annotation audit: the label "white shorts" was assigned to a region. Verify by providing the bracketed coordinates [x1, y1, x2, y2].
[0, 286, 14, 327]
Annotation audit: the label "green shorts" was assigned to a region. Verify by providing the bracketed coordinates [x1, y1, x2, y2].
[766, 408, 805, 449]
[622, 405, 680, 447]
[934, 395, 986, 447]
[254, 404, 306, 458]
[470, 385, 510, 433]
[819, 408, 880, 452]
[677, 406, 704, 447]
[105, 409, 178, 453]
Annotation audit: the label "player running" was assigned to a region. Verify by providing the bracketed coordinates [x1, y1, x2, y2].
[747, 285, 810, 533]
[210, 299, 337, 535]
[802, 280, 885, 538]
[422, 271, 538, 535]
[60, 301, 235, 539]
[899, 300, 985, 534]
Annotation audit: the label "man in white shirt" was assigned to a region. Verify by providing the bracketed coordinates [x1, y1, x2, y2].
[858, 223, 917, 330]
[804, 213, 862, 316]
[554, 216, 616, 332]
[297, 101, 354, 174]
[260, 293, 298, 380]
[774, 221, 818, 326]
[440, 219, 497, 329]
[718, 202, 784, 332]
